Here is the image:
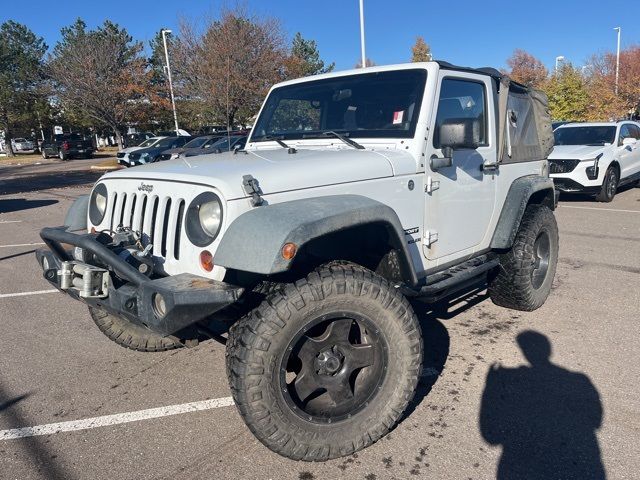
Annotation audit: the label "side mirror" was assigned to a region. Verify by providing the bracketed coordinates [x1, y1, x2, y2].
[233, 143, 242, 151]
[439, 117, 481, 150]
[622, 137, 636, 146]
[431, 118, 481, 170]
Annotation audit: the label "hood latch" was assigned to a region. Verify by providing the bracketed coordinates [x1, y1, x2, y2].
[242, 174, 264, 207]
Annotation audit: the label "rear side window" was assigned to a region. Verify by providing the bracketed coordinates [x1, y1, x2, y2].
[433, 78, 487, 148]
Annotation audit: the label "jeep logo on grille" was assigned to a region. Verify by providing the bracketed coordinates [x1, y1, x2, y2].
[138, 182, 154, 193]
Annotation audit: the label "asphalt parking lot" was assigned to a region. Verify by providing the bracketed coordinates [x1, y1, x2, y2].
[0, 169, 638, 479]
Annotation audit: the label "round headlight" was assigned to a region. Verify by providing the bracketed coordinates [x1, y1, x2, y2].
[186, 192, 223, 246]
[89, 183, 108, 225]
[199, 200, 222, 237]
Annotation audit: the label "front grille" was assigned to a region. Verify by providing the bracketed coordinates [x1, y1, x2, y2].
[107, 191, 186, 261]
[96, 179, 222, 277]
[116, 152, 125, 158]
[129, 153, 141, 160]
[549, 159, 580, 174]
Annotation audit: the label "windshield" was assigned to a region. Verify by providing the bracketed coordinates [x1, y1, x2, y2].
[252, 69, 427, 142]
[139, 138, 160, 148]
[184, 137, 210, 149]
[554, 126, 616, 146]
[155, 137, 177, 148]
[211, 136, 244, 151]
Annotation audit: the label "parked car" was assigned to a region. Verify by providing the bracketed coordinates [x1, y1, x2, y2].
[37, 61, 558, 461]
[549, 121, 640, 201]
[125, 136, 191, 166]
[124, 132, 155, 148]
[156, 135, 219, 161]
[11, 137, 35, 153]
[183, 135, 247, 157]
[116, 137, 166, 166]
[41, 133, 94, 160]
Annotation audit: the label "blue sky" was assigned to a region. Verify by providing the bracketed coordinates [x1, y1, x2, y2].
[3, 0, 637, 72]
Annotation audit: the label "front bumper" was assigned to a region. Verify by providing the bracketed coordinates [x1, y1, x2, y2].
[37, 227, 243, 336]
[551, 177, 600, 194]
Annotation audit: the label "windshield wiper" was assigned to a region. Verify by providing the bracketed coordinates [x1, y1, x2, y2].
[254, 135, 296, 153]
[322, 131, 365, 150]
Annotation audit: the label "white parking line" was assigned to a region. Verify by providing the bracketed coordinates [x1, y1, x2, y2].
[0, 242, 45, 248]
[0, 220, 22, 224]
[560, 205, 640, 214]
[0, 397, 235, 440]
[0, 289, 58, 299]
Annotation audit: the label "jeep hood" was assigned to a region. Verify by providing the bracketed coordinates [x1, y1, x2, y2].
[548, 144, 608, 159]
[103, 148, 408, 199]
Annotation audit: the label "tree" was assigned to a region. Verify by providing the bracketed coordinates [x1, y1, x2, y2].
[411, 36, 431, 62]
[286, 32, 334, 78]
[0, 21, 47, 156]
[48, 19, 149, 148]
[173, 9, 287, 127]
[354, 58, 376, 68]
[586, 46, 640, 120]
[545, 63, 590, 121]
[505, 49, 548, 88]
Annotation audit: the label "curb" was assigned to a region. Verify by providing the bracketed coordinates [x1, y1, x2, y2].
[90, 164, 124, 171]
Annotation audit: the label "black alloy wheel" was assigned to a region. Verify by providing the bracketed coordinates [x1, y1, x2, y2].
[280, 312, 387, 424]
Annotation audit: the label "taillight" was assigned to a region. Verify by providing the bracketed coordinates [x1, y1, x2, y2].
[62, 141, 70, 150]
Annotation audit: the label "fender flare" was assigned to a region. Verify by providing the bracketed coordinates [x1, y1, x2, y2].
[490, 175, 556, 250]
[64, 195, 89, 231]
[215, 194, 419, 286]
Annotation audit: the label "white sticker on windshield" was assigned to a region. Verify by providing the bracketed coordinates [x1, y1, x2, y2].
[393, 110, 404, 124]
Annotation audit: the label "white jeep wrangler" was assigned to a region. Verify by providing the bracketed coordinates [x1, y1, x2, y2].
[37, 61, 558, 461]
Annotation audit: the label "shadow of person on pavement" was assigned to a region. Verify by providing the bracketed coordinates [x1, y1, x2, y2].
[479, 330, 605, 480]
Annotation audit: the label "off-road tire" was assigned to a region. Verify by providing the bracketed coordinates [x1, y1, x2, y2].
[89, 306, 183, 352]
[58, 150, 68, 161]
[226, 262, 423, 461]
[489, 205, 559, 311]
[595, 166, 618, 202]
[41, 150, 48, 159]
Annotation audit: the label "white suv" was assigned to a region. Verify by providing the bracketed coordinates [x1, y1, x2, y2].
[549, 122, 640, 201]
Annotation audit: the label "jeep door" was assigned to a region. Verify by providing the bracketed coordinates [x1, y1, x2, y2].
[422, 73, 497, 262]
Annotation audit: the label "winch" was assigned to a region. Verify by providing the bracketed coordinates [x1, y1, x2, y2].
[108, 227, 155, 277]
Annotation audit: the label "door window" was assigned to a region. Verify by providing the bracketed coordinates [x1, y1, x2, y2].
[433, 78, 487, 148]
[627, 124, 640, 140]
[619, 124, 633, 145]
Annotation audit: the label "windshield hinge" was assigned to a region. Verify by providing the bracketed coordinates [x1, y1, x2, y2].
[425, 176, 440, 194]
[242, 175, 264, 207]
[423, 230, 439, 247]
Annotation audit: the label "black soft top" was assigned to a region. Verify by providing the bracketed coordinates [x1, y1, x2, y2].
[435, 60, 553, 163]
[435, 60, 529, 92]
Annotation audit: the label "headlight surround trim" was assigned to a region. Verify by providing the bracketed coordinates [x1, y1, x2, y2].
[186, 191, 224, 247]
[89, 183, 108, 225]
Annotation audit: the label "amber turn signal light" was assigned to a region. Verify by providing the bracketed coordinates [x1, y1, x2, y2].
[200, 250, 214, 272]
[282, 242, 297, 260]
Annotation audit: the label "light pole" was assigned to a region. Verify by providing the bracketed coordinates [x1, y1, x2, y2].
[614, 27, 621, 95]
[359, 0, 366, 68]
[555, 56, 565, 72]
[161, 29, 180, 135]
